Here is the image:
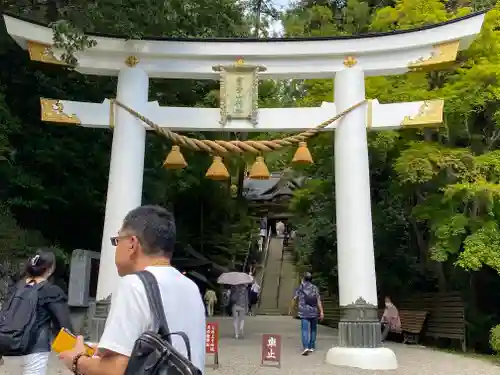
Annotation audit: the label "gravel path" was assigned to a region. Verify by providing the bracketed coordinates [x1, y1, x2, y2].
[1, 315, 498, 374]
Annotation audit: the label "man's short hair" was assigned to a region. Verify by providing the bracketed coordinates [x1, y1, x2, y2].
[122, 205, 176, 257]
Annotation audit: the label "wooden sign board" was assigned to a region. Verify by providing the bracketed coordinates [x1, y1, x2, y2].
[261, 334, 282, 368]
[205, 322, 219, 368]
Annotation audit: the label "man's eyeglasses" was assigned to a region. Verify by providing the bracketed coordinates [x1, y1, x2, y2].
[110, 235, 130, 246]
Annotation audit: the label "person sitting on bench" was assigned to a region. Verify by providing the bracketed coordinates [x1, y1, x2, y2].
[381, 296, 401, 342]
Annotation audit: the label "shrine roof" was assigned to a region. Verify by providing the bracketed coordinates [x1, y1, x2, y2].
[243, 174, 303, 201]
[3, 11, 486, 79]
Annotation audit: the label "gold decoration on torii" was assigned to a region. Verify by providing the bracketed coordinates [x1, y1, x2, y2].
[40, 99, 81, 124]
[408, 40, 460, 72]
[27, 41, 66, 65]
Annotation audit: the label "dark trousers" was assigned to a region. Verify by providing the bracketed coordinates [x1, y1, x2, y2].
[381, 323, 391, 341]
[300, 318, 318, 350]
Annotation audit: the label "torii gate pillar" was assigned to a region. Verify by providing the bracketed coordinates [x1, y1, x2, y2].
[327, 66, 396, 368]
[97, 65, 149, 300]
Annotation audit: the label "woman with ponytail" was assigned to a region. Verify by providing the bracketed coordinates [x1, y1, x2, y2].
[1, 249, 73, 375]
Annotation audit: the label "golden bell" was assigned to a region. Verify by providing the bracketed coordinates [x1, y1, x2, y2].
[206, 156, 230, 181]
[249, 156, 270, 180]
[292, 142, 313, 165]
[163, 145, 187, 169]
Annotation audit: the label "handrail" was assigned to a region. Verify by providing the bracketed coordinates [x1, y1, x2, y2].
[242, 233, 253, 272]
[275, 238, 285, 309]
[257, 228, 272, 308]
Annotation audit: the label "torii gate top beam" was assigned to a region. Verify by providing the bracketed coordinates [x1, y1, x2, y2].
[3, 12, 485, 80]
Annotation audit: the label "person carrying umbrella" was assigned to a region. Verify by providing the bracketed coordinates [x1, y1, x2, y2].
[217, 272, 253, 339]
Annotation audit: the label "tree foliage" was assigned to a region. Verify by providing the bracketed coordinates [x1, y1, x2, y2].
[282, 0, 500, 351]
[0, 0, 255, 274]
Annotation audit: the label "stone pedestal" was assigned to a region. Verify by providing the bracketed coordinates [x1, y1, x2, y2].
[327, 297, 396, 370]
[338, 297, 381, 348]
[87, 296, 112, 342]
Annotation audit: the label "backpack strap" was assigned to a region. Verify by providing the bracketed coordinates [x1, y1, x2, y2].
[136, 271, 171, 339]
[135, 270, 193, 361]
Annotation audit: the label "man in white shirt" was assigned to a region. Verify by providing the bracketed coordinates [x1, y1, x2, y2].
[59, 205, 206, 375]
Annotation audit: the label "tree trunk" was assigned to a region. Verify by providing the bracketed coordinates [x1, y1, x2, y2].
[410, 214, 448, 291]
[410, 217, 428, 273]
[432, 260, 447, 292]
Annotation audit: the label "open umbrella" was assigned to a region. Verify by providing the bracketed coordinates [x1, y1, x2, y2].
[217, 272, 253, 286]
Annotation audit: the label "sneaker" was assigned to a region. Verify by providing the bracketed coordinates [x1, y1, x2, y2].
[308, 348, 315, 353]
[301, 349, 309, 356]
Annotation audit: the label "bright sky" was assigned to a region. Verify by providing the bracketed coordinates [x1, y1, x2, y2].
[274, 0, 292, 7]
[270, 0, 292, 35]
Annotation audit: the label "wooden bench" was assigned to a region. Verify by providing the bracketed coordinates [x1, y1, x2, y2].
[320, 295, 429, 343]
[401, 293, 466, 351]
[395, 293, 466, 351]
[379, 309, 428, 344]
[319, 292, 466, 350]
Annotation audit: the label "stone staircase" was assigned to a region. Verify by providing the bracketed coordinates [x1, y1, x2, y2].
[257, 237, 283, 315]
[258, 237, 297, 315]
[277, 247, 297, 314]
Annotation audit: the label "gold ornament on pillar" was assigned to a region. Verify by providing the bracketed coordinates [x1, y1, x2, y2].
[163, 145, 187, 169]
[205, 156, 230, 180]
[292, 142, 313, 165]
[125, 56, 139, 67]
[249, 156, 270, 180]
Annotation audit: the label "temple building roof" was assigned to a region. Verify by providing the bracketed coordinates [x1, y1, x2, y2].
[243, 172, 305, 201]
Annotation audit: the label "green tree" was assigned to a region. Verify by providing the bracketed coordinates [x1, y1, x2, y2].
[0, 0, 254, 272]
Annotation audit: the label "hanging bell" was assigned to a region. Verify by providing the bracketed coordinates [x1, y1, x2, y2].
[292, 141, 313, 165]
[249, 156, 270, 180]
[206, 156, 230, 181]
[163, 145, 187, 169]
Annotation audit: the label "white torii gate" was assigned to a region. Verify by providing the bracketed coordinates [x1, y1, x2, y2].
[3, 12, 485, 370]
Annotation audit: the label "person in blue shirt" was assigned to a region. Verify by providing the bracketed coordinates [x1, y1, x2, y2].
[289, 272, 324, 355]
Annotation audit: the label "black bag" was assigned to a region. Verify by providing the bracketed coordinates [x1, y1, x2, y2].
[301, 285, 318, 307]
[124, 271, 202, 375]
[0, 281, 44, 356]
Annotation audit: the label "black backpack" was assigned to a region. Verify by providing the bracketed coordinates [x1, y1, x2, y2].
[125, 271, 202, 375]
[0, 281, 43, 356]
[301, 285, 318, 307]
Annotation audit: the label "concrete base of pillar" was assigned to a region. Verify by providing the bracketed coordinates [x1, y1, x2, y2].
[87, 297, 112, 341]
[325, 347, 398, 370]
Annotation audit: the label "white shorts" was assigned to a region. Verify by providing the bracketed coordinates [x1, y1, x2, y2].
[259, 229, 266, 237]
[23, 352, 50, 375]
